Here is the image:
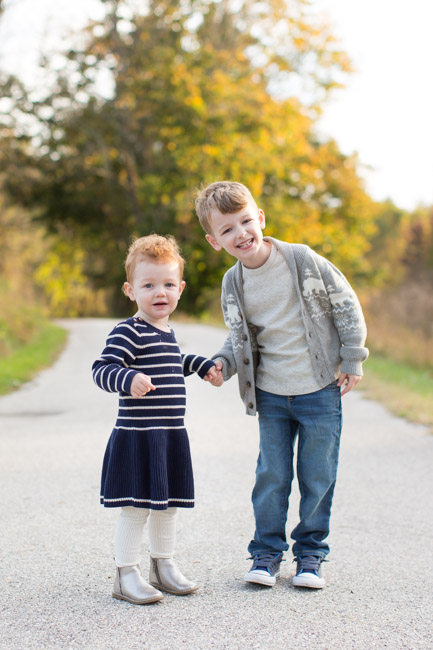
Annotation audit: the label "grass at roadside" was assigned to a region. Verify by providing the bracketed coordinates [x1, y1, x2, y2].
[361, 354, 433, 431]
[0, 321, 67, 395]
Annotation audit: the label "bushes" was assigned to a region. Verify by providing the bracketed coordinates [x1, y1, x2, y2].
[0, 286, 47, 356]
[364, 274, 433, 370]
[0, 286, 67, 394]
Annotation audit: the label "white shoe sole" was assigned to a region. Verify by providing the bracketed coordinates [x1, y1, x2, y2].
[244, 569, 279, 587]
[112, 591, 164, 604]
[292, 574, 325, 589]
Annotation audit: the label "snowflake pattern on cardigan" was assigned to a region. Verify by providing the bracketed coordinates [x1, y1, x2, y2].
[92, 317, 215, 509]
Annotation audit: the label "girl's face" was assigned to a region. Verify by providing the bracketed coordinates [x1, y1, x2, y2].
[123, 259, 185, 329]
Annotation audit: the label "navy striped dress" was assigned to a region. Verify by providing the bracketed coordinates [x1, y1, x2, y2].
[92, 317, 215, 510]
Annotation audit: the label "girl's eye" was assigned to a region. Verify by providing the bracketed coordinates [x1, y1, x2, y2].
[144, 283, 153, 288]
[165, 283, 175, 288]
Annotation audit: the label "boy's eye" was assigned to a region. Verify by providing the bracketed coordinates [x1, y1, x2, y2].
[222, 228, 231, 235]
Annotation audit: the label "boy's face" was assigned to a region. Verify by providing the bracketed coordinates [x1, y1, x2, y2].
[205, 201, 268, 268]
[123, 259, 185, 328]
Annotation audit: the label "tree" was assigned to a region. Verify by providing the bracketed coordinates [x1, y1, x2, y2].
[402, 206, 433, 277]
[1, 0, 376, 314]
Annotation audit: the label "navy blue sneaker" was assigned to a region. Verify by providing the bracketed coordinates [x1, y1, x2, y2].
[292, 555, 325, 589]
[244, 553, 283, 587]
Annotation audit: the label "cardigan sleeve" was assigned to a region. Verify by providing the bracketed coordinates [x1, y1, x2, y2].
[310, 250, 369, 375]
[91, 321, 141, 395]
[209, 273, 239, 381]
[211, 336, 238, 381]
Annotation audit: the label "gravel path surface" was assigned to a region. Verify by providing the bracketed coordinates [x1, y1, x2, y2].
[1, 318, 432, 650]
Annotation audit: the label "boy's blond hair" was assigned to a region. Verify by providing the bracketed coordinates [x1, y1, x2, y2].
[124, 234, 185, 283]
[195, 181, 258, 234]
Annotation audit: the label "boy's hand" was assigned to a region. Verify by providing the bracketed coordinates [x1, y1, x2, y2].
[130, 373, 156, 397]
[204, 362, 224, 387]
[337, 373, 361, 396]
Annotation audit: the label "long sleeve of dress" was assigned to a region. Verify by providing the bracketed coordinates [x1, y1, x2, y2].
[92, 321, 140, 395]
[181, 354, 215, 379]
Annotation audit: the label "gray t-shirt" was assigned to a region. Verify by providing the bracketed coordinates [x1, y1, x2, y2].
[242, 243, 322, 395]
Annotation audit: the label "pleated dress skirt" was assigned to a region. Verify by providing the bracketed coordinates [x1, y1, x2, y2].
[100, 423, 194, 510]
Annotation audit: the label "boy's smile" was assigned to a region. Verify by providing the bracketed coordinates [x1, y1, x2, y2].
[205, 202, 271, 268]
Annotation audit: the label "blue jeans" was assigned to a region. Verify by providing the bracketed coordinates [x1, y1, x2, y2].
[248, 382, 342, 559]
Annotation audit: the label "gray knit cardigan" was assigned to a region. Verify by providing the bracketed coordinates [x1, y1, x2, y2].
[213, 237, 369, 416]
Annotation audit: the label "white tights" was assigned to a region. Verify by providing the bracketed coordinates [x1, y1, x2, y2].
[114, 506, 177, 567]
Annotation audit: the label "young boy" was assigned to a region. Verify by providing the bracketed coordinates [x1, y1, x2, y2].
[195, 181, 368, 589]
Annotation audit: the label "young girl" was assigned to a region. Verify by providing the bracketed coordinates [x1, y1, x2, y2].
[92, 234, 222, 605]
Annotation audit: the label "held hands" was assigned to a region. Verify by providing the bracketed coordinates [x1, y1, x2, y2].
[204, 360, 224, 387]
[337, 373, 361, 396]
[130, 373, 156, 398]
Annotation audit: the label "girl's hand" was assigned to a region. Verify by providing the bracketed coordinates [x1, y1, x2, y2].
[204, 363, 224, 387]
[130, 373, 155, 397]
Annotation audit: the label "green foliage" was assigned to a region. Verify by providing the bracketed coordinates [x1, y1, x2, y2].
[361, 200, 408, 288]
[34, 235, 108, 317]
[366, 354, 433, 397]
[0, 318, 67, 395]
[362, 354, 433, 430]
[0, 188, 108, 317]
[0, 268, 67, 394]
[0, 0, 378, 314]
[0, 290, 44, 356]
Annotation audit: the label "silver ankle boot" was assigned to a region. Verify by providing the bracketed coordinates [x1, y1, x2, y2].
[112, 565, 164, 605]
[149, 557, 198, 595]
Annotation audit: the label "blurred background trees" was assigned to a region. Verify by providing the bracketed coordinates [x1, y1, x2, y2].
[1, 0, 432, 366]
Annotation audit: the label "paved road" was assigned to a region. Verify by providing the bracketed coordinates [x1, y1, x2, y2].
[1, 319, 432, 650]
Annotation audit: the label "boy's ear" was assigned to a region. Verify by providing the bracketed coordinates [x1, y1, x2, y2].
[258, 209, 266, 229]
[123, 282, 135, 301]
[205, 233, 222, 252]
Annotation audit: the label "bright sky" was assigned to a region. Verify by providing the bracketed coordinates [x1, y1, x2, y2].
[317, 0, 433, 210]
[1, 0, 432, 210]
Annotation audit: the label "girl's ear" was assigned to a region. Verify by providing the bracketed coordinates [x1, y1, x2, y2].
[123, 282, 135, 301]
[205, 233, 222, 252]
